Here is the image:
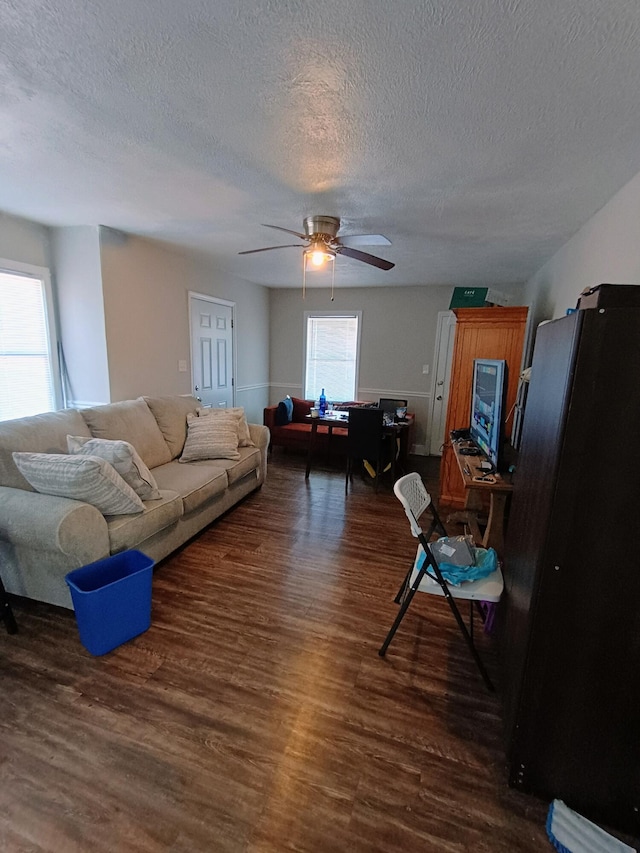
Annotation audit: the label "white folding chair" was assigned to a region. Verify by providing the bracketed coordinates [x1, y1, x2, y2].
[378, 472, 504, 691]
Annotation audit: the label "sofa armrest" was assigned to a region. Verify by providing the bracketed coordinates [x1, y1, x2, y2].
[248, 423, 270, 483]
[263, 406, 277, 430]
[249, 422, 270, 449]
[0, 486, 110, 560]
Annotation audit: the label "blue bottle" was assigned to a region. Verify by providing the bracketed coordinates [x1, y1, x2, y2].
[319, 388, 327, 416]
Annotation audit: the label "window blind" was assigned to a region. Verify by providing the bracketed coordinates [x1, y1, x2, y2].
[0, 270, 56, 420]
[304, 314, 359, 402]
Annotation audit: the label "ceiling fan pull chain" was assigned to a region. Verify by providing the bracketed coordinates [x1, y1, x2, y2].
[302, 252, 306, 299]
[330, 260, 335, 301]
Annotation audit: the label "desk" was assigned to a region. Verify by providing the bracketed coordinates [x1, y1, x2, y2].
[450, 438, 513, 554]
[305, 413, 413, 479]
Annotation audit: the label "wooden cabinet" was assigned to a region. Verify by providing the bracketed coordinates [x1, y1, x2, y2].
[439, 307, 528, 507]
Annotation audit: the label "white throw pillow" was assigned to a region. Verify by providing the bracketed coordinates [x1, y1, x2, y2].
[12, 452, 145, 515]
[179, 412, 240, 462]
[67, 435, 162, 501]
[196, 406, 255, 447]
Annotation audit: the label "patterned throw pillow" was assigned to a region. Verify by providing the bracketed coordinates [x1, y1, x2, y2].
[12, 452, 145, 515]
[67, 435, 162, 500]
[196, 407, 255, 447]
[179, 412, 241, 462]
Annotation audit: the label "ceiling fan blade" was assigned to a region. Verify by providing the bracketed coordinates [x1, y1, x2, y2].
[336, 245, 395, 270]
[238, 244, 302, 255]
[261, 224, 307, 240]
[339, 234, 391, 247]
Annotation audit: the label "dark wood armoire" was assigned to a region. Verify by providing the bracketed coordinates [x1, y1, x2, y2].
[500, 294, 640, 836]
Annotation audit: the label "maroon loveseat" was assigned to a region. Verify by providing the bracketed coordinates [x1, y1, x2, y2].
[263, 396, 353, 454]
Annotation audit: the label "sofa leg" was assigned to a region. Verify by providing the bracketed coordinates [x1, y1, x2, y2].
[0, 577, 18, 635]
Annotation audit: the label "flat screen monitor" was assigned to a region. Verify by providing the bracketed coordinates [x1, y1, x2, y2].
[470, 358, 507, 470]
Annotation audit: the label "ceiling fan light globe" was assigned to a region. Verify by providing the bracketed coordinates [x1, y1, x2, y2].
[310, 250, 329, 266]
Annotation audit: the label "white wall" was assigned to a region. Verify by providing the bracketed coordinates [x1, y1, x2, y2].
[98, 231, 270, 423]
[98, 229, 191, 401]
[269, 284, 454, 453]
[187, 254, 270, 424]
[51, 226, 111, 405]
[0, 211, 50, 268]
[525, 170, 640, 328]
[0, 212, 270, 421]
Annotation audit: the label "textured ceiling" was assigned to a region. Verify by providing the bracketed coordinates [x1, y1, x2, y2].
[2, 0, 640, 288]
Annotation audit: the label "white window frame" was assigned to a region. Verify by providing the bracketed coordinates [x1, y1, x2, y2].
[303, 310, 362, 402]
[0, 258, 62, 419]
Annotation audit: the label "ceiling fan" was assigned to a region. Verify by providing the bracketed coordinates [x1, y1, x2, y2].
[238, 215, 394, 270]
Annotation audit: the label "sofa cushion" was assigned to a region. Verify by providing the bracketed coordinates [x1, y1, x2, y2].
[144, 395, 200, 459]
[67, 435, 162, 501]
[81, 398, 172, 469]
[204, 446, 262, 486]
[197, 407, 255, 447]
[218, 447, 260, 486]
[12, 452, 145, 516]
[0, 409, 92, 491]
[106, 490, 184, 553]
[179, 413, 240, 462]
[278, 421, 347, 437]
[291, 397, 313, 422]
[152, 460, 229, 514]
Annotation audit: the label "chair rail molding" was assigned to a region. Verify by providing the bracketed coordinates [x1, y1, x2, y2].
[270, 382, 303, 390]
[359, 388, 432, 401]
[236, 382, 270, 393]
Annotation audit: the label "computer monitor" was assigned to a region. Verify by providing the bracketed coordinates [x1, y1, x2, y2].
[469, 359, 507, 470]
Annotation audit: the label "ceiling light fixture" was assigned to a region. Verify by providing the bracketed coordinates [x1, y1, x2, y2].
[302, 244, 337, 300]
[307, 241, 336, 268]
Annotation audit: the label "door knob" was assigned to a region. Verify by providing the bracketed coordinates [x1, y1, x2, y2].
[436, 395, 443, 401]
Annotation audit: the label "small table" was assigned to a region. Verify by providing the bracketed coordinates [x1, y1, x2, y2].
[450, 438, 513, 555]
[305, 413, 349, 478]
[305, 412, 413, 480]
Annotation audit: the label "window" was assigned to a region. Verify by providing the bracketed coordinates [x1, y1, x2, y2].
[0, 261, 60, 421]
[304, 311, 362, 402]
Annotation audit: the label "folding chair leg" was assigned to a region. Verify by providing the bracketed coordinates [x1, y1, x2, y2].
[382, 535, 495, 691]
[379, 565, 430, 656]
[393, 562, 413, 604]
[440, 591, 494, 691]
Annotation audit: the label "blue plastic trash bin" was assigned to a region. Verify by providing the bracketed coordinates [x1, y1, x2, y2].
[65, 550, 154, 655]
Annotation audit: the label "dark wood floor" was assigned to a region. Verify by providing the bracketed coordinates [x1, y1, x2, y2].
[0, 451, 552, 852]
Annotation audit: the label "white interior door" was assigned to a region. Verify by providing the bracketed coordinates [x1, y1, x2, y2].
[429, 310, 456, 455]
[189, 294, 234, 408]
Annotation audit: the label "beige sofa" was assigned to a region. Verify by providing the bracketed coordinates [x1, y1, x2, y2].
[0, 395, 269, 609]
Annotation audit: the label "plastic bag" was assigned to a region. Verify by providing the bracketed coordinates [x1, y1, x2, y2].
[429, 535, 475, 567]
[417, 542, 498, 586]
